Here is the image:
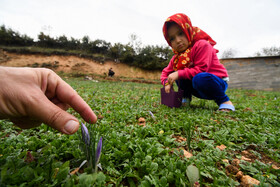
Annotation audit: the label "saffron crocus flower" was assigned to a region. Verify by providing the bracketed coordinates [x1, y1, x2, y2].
[81, 122, 90, 145]
[95, 137, 102, 163]
[94, 137, 102, 172]
[149, 111, 155, 119]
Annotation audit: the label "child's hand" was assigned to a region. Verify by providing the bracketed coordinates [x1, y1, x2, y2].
[165, 84, 172, 93]
[168, 72, 179, 85]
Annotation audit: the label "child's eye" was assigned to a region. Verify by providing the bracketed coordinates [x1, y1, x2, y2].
[179, 32, 184, 36]
[169, 37, 174, 42]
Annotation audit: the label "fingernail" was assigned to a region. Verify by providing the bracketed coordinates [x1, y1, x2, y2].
[64, 120, 79, 134]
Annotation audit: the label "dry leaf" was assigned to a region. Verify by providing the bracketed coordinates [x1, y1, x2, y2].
[241, 156, 251, 162]
[232, 159, 240, 167]
[243, 107, 253, 112]
[138, 117, 146, 127]
[241, 150, 249, 155]
[272, 164, 280, 170]
[235, 171, 243, 179]
[98, 114, 104, 119]
[222, 159, 229, 164]
[70, 168, 80, 175]
[216, 144, 227, 151]
[241, 175, 260, 186]
[138, 117, 145, 123]
[177, 136, 187, 142]
[183, 150, 193, 158]
[172, 135, 187, 142]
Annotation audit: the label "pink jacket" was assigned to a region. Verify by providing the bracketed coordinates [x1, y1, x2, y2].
[161, 40, 228, 85]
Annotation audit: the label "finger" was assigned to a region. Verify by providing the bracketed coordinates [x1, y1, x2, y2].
[46, 72, 97, 124]
[29, 96, 80, 134]
[167, 77, 172, 84]
[166, 86, 170, 93]
[50, 97, 70, 111]
[168, 77, 174, 85]
[57, 84, 97, 123]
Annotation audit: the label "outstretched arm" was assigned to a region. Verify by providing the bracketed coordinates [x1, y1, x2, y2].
[0, 67, 97, 134]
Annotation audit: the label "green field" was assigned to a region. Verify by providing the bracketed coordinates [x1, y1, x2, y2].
[1, 78, 279, 186]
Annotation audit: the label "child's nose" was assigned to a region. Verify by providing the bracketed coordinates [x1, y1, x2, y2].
[175, 36, 181, 43]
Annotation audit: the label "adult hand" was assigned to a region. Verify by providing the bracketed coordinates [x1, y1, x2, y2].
[167, 71, 179, 85]
[0, 67, 97, 134]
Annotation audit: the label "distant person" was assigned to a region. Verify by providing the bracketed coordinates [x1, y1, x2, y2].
[108, 68, 115, 77]
[0, 66, 97, 134]
[161, 13, 235, 111]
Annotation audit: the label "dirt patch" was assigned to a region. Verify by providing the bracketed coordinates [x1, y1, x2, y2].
[0, 49, 10, 63]
[223, 147, 280, 186]
[0, 50, 162, 80]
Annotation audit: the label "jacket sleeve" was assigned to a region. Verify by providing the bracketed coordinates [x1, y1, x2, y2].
[160, 56, 175, 85]
[178, 40, 213, 80]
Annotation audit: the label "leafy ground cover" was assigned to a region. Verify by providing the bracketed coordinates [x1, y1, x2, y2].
[0, 78, 279, 186]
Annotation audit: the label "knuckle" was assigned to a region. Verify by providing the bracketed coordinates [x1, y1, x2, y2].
[47, 110, 63, 127]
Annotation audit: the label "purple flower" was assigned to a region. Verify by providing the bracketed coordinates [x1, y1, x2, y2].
[81, 122, 90, 145]
[149, 111, 155, 119]
[95, 137, 102, 163]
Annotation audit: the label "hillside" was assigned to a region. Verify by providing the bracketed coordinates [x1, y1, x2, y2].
[0, 49, 162, 82]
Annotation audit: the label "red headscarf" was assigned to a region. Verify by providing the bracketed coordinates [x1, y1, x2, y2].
[163, 13, 217, 71]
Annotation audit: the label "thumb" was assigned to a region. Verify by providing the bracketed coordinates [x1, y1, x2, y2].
[30, 97, 80, 134]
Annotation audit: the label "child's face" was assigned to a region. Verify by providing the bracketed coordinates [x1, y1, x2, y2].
[167, 24, 189, 53]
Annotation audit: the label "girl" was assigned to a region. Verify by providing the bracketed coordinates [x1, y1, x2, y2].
[161, 13, 235, 111]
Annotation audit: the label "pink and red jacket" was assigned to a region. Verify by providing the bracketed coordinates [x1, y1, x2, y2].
[161, 40, 228, 85]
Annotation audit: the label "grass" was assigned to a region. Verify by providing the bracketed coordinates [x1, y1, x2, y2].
[0, 77, 279, 186]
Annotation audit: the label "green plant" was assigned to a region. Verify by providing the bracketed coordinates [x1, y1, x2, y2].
[80, 122, 103, 173]
[0, 78, 279, 186]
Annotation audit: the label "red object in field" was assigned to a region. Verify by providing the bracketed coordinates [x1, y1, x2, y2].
[161, 86, 183, 108]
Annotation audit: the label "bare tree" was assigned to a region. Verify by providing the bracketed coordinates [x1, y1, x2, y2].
[128, 33, 142, 54]
[221, 48, 237, 59]
[255, 46, 280, 56]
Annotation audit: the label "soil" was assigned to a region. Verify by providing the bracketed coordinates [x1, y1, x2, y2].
[0, 49, 162, 81]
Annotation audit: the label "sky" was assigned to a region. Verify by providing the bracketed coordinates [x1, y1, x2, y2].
[0, 0, 280, 57]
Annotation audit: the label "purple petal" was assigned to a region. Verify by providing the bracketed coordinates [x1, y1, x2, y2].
[149, 111, 155, 119]
[95, 137, 102, 163]
[81, 122, 90, 145]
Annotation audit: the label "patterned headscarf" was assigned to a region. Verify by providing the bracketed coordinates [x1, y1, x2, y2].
[163, 13, 217, 71]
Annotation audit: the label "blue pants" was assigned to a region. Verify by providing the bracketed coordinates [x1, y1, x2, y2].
[177, 72, 229, 106]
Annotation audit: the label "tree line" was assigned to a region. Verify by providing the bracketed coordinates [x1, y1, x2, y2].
[0, 25, 173, 70]
[1, 25, 279, 69]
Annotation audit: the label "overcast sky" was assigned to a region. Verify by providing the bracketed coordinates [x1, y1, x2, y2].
[0, 0, 280, 57]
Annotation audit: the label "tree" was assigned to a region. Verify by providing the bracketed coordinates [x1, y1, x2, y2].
[109, 43, 126, 61]
[89, 39, 111, 54]
[134, 45, 172, 70]
[128, 33, 142, 54]
[80, 35, 91, 51]
[255, 46, 280, 56]
[56, 35, 69, 48]
[0, 25, 33, 46]
[37, 32, 56, 47]
[221, 48, 237, 59]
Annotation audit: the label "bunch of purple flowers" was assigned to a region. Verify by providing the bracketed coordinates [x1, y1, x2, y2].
[81, 122, 102, 173]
